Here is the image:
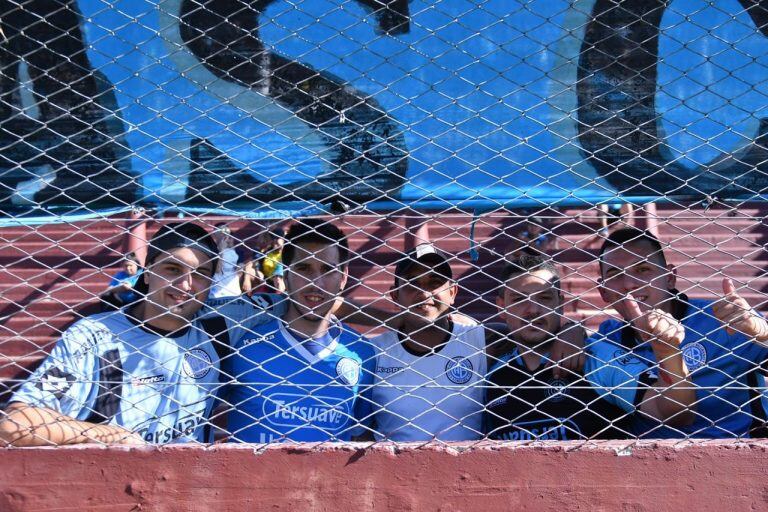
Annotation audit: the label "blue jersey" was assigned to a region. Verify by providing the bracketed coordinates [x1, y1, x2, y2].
[227, 318, 375, 443]
[108, 270, 141, 304]
[12, 294, 284, 444]
[585, 296, 768, 438]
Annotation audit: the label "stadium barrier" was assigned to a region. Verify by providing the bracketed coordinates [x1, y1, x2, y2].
[2, 0, 768, 507]
[3, 441, 768, 511]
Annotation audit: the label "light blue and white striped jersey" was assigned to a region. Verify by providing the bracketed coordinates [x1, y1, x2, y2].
[11, 294, 284, 444]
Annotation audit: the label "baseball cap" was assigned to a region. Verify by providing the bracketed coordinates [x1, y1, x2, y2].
[394, 244, 453, 284]
[145, 222, 219, 267]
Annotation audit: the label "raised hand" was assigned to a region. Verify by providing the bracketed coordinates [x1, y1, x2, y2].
[712, 278, 768, 340]
[624, 294, 685, 359]
[550, 321, 586, 379]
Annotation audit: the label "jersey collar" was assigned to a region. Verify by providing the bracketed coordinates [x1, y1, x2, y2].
[397, 318, 454, 356]
[279, 318, 341, 363]
[506, 346, 552, 371]
[123, 304, 191, 338]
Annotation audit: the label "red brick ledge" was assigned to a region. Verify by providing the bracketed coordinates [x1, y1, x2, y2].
[2, 440, 767, 511]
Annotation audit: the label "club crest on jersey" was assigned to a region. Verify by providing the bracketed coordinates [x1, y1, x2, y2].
[546, 378, 569, 402]
[183, 349, 212, 379]
[445, 357, 473, 384]
[682, 342, 707, 371]
[336, 357, 361, 386]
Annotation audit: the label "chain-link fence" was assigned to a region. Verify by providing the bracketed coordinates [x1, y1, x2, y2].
[2, 0, 768, 447]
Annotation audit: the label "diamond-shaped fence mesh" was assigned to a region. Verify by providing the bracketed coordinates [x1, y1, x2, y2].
[2, 0, 768, 448]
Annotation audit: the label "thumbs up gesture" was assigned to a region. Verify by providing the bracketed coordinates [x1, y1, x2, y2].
[624, 294, 685, 359]
[712, 278, 768, 340]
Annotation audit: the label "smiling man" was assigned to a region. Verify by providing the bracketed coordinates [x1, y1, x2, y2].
[226, 219, 375, 442]
[366, 244, 488, 441]
[0, 222, 282, 446]
[486, 254, 629, 440]
[585, 227, 768, 438]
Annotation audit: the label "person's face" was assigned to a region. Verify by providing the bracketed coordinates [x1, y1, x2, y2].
[285, 242, 348, 322]
[391, 263, 457, 322]
[497, 269, 562, 347]
[599, 240, 676, 319]
[124, 260, 138, 275]
[143, 246, 215, 321]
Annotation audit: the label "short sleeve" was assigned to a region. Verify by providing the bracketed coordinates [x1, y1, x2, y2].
[584, 335, 653, 414]
[732, 315, 768, 364]
[107, 271, 125, 288]
[11, 320, 101, 419]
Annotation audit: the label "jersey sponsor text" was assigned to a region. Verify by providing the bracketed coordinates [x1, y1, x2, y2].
[494, 418, 580, 441]
[262, 393, 351, 430]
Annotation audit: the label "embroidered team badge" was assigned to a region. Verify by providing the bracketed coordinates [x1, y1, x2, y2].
[183, 348, 212, 379]
[336, 357, 361, 386]
[445, 356, 473, 384]
[682, 342, 707, 371]
[546, 378, 569, 402]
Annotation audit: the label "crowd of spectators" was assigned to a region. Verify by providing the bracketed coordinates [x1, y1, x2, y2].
[1, 215, 766, 446]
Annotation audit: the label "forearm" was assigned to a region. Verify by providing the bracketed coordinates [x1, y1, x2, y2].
[0, 403, 138, 446]
[101, 284, 124, 296]
[640, 356, 696, 426]
[750, 322, 768, 346]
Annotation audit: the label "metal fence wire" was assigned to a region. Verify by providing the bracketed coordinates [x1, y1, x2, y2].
[2, 0, 768, 447]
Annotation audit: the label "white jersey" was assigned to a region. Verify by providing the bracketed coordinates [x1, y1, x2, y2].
[370, 319, 487, 441]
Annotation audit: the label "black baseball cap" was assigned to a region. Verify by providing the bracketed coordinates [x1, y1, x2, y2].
[394, 244, 453, 284]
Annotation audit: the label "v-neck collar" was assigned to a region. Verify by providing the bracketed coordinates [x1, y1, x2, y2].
[279, 318, 341, 363]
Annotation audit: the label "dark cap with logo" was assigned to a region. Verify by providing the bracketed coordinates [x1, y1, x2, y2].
[394, 244, 453, 284]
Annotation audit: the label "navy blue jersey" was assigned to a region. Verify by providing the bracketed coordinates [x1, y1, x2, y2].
[227, 318, 375, 443]
[486, 349, 630, 440]
[585, 296, 768, 438]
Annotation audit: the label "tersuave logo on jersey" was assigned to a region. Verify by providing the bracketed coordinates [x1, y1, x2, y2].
[262, 393, 352, 431]
[137, 414, 205, 444]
